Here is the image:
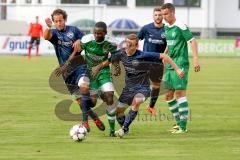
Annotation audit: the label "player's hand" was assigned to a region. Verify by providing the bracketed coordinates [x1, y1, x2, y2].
[176, 69, 184, 78]
[112, 63, 121, 76]
[193, 59, 200, 72]
[55, 64, 68, 77]
[72, 39, 81, 53]
[91, 64, 102, 77]
[45, 18, 52, 28]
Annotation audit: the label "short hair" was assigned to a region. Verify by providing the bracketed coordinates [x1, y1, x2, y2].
[51, 9, 68, 21]
[161, 3, 175, 11]
[94, 21, 107, 33]
[153, 6, 162, 12]
[126, 34, 139, 45]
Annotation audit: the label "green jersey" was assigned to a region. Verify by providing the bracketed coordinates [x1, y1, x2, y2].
[81, 34, 117, 78]
[164, 20, 194, 69]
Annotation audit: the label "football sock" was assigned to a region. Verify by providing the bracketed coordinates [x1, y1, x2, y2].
[149, 88, 160, 108]
[81, 93, 98, 121]
[122, 109, 138, 131]
[177, 97, 189, 131]
[117, 115, 125, 127]
[167, 98, 180, 126]
[106, 104, 116, 132]
[36, 45, 39, 57]
[28, 46, 32, 59]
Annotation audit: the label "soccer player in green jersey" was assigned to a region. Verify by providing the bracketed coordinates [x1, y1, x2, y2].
[79, 22, 117, 137]
[161, 3, 201, 133]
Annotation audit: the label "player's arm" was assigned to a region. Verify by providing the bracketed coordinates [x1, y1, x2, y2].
[91, 60, 110, 77]
[44, 18, 53, 40]
[28, 23, 32, 36]
[190, 39, 200, 72]
[160, 54, 184, 78]
[108, 50, 122, 76]
[72, 28, 84, 53]
[40, 25, 43, 37]
[55, 50, 78, 77]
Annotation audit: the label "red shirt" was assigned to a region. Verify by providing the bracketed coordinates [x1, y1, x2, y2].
[28, 23, 43, 38]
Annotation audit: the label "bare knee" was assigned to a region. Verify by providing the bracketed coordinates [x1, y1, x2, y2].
[165, 90, 174, 101]
[175, 90, 186, 99]
[103, 92, 114, 105]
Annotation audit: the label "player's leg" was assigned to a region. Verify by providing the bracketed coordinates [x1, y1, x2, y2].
[36, 38, 40, 57]
[28, 37, 34, 59]
[88, 81, 105, 131]
[100, 80, 116, 136]
[148, 64, 164, 116]
[164, 69, 181, 132]
[172, 69, 189, 133]
[116, 93, 145, 138]
[116, 102, 127, 127]
[174, 90, 188, 133]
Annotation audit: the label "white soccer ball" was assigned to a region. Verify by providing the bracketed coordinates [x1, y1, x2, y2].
[69, 124, 87, 142]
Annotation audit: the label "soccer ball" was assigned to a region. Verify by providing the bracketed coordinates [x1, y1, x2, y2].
[69, 124, 87, 142]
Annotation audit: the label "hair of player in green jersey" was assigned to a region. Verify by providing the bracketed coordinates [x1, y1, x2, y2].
[161, 3, 175, 11]
[51, 9, 68, 21]
[95, 21, 107, 33]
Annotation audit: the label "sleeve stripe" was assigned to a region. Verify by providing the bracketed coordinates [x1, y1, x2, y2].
[187, 37, 195, 43]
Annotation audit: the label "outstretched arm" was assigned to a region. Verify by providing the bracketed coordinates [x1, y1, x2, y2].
[160, 54, 184, 78]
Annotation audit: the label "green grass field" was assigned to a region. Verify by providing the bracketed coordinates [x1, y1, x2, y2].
[0, 56, 240, 160]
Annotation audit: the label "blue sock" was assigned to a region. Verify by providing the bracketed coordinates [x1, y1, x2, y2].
[81, 93, 98, 121]
[117, 115, 125, 127]
[123, 109, 138, 130]
[149, 88, 160, 108]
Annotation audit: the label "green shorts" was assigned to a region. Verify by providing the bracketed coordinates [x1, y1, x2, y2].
[163, 68, 189, 90]
[89, 70, 113, 91]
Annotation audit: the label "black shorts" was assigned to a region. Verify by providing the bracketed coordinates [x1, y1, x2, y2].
[29, 37, 40, 45]
[149, 63, 164, 83]
[118, 85, 150, 106]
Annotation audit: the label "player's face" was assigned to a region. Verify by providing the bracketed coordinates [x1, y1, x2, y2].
[94, 27, 106, 42]
[162, 8, 175, 24]
[52, 14, 66, 31]
[153, 11, 163, 25]
[125, 39, 138, 56]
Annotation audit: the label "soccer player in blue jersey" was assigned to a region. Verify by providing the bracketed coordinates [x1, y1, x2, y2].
[138, 7, 167, 116]
[43, 9, 105, 132]
[111, 34, 184, 138]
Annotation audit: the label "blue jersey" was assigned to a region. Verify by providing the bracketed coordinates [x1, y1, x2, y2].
[49, 25, 84, 65]
[110, 49, 160, 88]
[138, 23, 166, 63]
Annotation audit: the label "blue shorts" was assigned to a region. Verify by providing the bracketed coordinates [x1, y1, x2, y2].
[64, 65, 88, 95]
[118, 85, 150, 106]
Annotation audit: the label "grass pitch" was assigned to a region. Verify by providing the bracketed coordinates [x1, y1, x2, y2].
[0, 56, 239, 160]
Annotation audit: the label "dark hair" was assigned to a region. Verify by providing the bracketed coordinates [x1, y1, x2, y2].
[95, 21, 107, 33]
[153, 6, 162, 12]
[126, 34, 139, 45]
[51, 9, 68, 21]
[161, 3, 175, 11]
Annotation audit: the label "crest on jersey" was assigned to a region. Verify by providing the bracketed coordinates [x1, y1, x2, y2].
[67, 32, 74, 38]
[172, 32, 176, 38]
[161, 32, 166, 39]
[132, 60, 139, 66]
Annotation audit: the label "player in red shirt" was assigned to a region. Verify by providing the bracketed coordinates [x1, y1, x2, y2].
[28, 16, 43, 59]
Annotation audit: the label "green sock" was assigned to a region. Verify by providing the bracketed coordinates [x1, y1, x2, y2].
[167, 99, 180, 126]
[106, 105, 116, 133]
[177, 97, 189, 131]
